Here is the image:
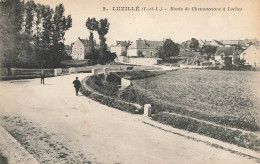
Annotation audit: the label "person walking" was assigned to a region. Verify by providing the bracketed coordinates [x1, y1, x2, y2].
[73, 77, 81, 96]
[40, 71, 45, 84]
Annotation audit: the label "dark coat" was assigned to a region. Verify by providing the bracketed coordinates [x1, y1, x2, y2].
[73, 80, 81, 88]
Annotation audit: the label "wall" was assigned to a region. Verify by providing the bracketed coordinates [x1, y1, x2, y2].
[127, 49, 138, 57]
[110, 46, 126, 57]
[240, 46, 260, 66]
[128, 58, 160, 65]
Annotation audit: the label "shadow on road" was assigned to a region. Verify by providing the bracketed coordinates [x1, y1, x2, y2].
[0, 152, 8, 164]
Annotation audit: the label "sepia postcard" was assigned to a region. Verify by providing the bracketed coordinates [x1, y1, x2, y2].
[0, 0, 260, 163]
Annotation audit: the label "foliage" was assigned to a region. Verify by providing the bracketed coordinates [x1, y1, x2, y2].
[0, 0, 72, 68]
[82, 75, 142, 114]
[103, 51, 117, 63]
[158, 38, 180, 60]
[121, 51, 127, 56]
[200, 45, 217, 59]
[137, 50, 144, 57]
[189, 38, 199, 51]
[85, 17, 110, 64]
[60, 59, 91, 67]
[85, 17, 98, 62]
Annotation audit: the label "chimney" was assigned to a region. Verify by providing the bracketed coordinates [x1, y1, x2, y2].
[138, 38, 141, 40]
[78, 37, 80, 39]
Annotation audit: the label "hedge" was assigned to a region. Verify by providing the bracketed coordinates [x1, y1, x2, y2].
[80, 76, 143, 114]
[152, 113, 260, 151]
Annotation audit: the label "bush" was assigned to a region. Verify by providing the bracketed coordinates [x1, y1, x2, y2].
[81, 76, 142, 114]
[60, 60, 91, 67]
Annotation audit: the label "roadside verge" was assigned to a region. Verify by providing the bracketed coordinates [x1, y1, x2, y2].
[0, 125, 39, 164]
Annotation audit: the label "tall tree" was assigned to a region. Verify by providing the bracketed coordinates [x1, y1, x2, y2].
[200, 45, 217, 60]
[0, 0, 24, 68]
[97, 18, 110, 63]
[158, 38, 180, 60]
[189, 38, 199, 51]
[85, 17, 98, 62]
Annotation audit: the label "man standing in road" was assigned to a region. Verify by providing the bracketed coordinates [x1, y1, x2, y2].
[40, 71, 45, 84]
[73, 77, 81, 96]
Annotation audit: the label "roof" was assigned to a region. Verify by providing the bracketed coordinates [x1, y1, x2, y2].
[128, 39, 163, 49]
[79, 38, 88, 46]
[110, 41, 131, 47]
[215, 47, 237, 56]
[204, 40, 224, 46]
[220, 40, 240, 45]
[245, 38, 258, 44]
[65, 45, 72, 50]
[117, 41, 130, 47]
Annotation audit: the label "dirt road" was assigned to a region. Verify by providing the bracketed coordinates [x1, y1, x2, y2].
[0, 73, 258, 163]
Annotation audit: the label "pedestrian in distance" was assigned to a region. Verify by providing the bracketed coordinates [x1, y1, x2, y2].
[40, 71, 45, 84]
[73, 77, 81, 96]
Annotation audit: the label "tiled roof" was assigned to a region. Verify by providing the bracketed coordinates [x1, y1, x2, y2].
[117, 41, 130, 47]
[128, 40, 163, 49]
[215, 46, 237, 56]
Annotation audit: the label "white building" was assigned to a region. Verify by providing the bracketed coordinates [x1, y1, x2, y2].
[71, 37, 89, 60]
[240, 45, 260, 66]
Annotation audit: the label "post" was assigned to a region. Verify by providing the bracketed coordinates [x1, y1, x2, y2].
[69, 67, 76, 74]
[121, 78, 131, 89]
[54, 69, 58, 77]
[103, 67, 110, 75]
[92, 68, 98, 75]
[144, 104, 152, 117]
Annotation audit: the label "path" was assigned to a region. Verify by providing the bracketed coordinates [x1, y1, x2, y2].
[0, 73, 258, 163]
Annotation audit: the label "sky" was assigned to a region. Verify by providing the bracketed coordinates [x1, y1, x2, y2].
[34, 0, 260, 46]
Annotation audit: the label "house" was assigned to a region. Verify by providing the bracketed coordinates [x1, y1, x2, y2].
[214, 46, 238, 65]
[204, 40, 224, 47]
[239, 45, 260, 67]
[220, 39, 259, 50]
[71, 37, 88, 60]
[127, 39, 164, 57]
[71, 37, 98, 60]
[110, 41, 131, 58]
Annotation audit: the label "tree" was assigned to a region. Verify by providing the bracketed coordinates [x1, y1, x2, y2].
[158, 38, 180, 60]
[0, 0, 24, 68]
[189, 38, 199, 51]
[97, 18, 110, 64]
[85, 17, 98, 51]
[0, 0, 72, 68]
[137, 50, 143, 57]
[200, 45, 217, 60]
[85, 17, 98, 63]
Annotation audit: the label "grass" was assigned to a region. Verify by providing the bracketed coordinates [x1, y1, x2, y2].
[84, 69, 260, 150]
[131, 69, 260, 131]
